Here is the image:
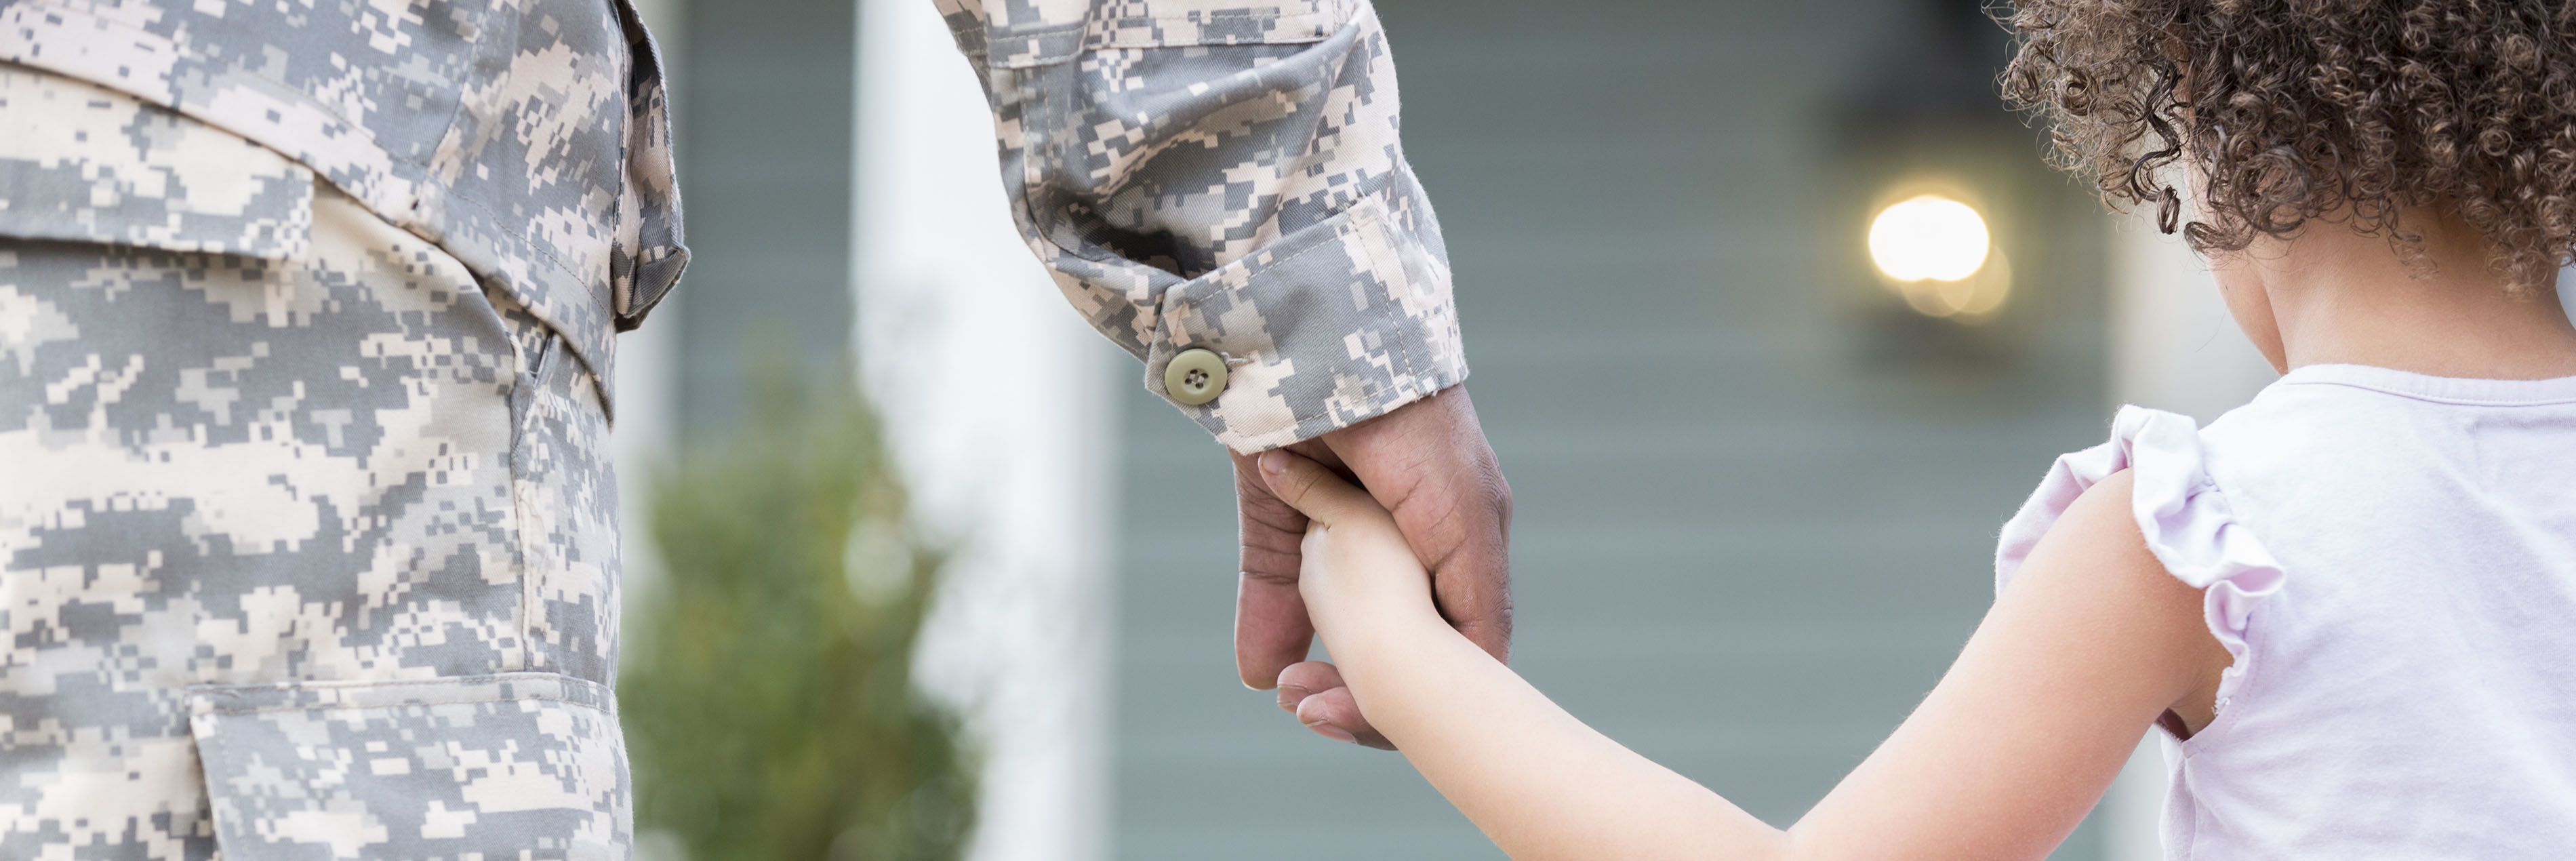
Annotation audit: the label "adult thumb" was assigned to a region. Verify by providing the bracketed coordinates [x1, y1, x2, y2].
[1256, 449, 1371, 526]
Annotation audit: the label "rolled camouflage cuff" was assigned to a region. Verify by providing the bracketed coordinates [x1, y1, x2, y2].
[938, 0, 1470, 453]
[1148, 191, 1467, 452]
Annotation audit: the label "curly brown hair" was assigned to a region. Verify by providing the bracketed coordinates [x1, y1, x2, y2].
[2000, 0, 2576, 291]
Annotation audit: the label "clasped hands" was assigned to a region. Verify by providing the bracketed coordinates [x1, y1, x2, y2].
[1228, 384, 1511, 748]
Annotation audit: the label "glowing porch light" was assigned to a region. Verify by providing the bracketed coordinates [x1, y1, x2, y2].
[1867, 195, 1991, 283]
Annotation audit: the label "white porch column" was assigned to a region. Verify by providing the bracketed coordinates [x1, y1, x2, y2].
[2560, 267, 2576, 325]
[2108, 220, 2279, 424]
[853, 3, 1118, 860]
[2099, 216, 2276, 861]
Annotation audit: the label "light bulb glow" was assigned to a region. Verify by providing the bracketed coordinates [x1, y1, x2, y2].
[1867, 195, 1991, 283]
[1897, 247, 2012, 320]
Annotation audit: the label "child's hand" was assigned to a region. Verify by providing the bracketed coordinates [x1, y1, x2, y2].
[1255, 449, 1443, 641]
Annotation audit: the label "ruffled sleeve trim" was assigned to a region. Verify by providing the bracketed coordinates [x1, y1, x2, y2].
[1994, 405, 2288, 716]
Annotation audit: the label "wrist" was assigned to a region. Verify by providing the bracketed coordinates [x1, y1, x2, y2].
[1312, 590, 1450, 673]
[1317, 602, 1486, 754]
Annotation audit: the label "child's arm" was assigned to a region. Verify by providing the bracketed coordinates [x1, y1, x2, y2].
[1260, 449, 2229, 861]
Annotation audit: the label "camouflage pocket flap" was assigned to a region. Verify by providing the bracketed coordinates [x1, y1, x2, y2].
[0, 65, 314, 260]
[186, 673, 628, 860]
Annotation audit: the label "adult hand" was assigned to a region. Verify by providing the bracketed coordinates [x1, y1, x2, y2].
[1230, 384, 1511, 749]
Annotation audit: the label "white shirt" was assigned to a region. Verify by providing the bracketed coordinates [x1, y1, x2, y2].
[1998, 365, 2576, 859]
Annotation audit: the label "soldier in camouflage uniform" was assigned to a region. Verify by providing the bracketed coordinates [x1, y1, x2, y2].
[0, 0, 1505, 857]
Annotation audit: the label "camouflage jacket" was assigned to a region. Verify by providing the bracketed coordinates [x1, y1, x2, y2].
[1, 1, 675, 856]
[0, 0, 689, 410]
[935, 0, 1466, 452]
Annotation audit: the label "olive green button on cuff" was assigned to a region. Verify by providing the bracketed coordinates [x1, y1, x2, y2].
[1165, 348, 1229, 406]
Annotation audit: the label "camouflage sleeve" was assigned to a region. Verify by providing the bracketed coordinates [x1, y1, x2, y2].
[932, 0, 1466, 453]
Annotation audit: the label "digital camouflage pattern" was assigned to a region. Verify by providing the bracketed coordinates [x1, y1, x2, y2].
[934, 0, 1468, 452]
[0, 0, 1464, 856]
[0, 60, 625, 860]
[191, 674, 624, 858]
[0, 0, 688, 409]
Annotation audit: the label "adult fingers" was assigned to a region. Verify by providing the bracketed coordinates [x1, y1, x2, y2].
[1276, 661, 1394, 750]
[1272, 660, 1352, 716]
[1293, 685, 1395, 750]
[1232, 450, 1313, 691]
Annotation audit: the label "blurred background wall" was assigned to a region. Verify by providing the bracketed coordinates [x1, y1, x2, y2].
[604, 1, 2350, 859]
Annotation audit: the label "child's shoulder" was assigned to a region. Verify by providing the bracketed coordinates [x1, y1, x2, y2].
[2202, 364, 2576, 483]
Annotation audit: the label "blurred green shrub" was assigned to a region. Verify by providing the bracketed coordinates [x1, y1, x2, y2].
[622, 367, 977, 860]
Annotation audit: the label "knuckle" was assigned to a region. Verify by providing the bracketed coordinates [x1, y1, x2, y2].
[1240, 498, 1306, 535]
[1241, 567, 1300, 589]
[1239, 544, 1300, 577]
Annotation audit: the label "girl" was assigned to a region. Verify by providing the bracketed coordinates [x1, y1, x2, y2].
[1260, 2, 2576, 857]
